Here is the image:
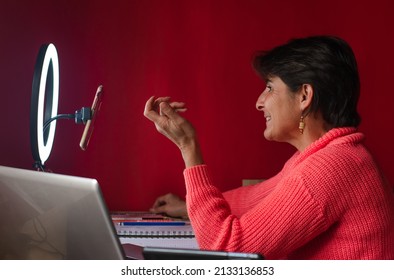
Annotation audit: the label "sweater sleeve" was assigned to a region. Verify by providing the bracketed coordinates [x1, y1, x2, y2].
[222, 174, 282, 217]
[184, 165, 329, 259]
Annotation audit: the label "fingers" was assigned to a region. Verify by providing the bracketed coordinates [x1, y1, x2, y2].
[151, 196, 166, 209]
[144, 96, 187, 121]
[150, 193, 188, 218]
[159, 102, 179, 119]
[150, 204, 167, 214]
[144, 96, 170, 112]
[169, 101, 187, 113]
[150, 196, 171, 215]
[144, 96, 195, 150]
[143, 96, 158, 122]
[151, 193, 179, 209]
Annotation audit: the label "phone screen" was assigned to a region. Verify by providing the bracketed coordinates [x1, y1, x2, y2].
[79, 85, 103, 150]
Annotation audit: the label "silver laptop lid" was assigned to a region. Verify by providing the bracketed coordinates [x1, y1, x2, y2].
[0, 165, 124, 260]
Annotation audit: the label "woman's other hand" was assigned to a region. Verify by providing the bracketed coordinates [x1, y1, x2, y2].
[150, 193, 188, 219]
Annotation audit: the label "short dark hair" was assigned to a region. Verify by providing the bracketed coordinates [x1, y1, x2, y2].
[253, 35, 361, 127]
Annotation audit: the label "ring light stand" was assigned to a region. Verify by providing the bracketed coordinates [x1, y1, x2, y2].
[30, 43, 100, 171]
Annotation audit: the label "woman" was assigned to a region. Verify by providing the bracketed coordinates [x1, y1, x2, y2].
[143, 36, 394, 259]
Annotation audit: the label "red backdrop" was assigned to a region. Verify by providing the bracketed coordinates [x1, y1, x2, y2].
[1, 0, 393, 211]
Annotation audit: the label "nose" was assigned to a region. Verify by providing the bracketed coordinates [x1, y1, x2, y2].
[256, 92, 265, 111]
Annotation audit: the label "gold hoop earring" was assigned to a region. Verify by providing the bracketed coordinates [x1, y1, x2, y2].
[299, 116, 305, 134]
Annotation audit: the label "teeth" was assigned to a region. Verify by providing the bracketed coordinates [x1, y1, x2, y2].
[265, 116, 271, 122]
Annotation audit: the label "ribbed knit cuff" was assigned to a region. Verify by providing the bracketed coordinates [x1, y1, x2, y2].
[183, 164, 213, 191]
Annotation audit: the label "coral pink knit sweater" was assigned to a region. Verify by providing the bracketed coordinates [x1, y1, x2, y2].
[184, 127, 394, 259]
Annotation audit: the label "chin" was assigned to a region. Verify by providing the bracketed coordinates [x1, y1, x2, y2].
[264, 131, 274, 141]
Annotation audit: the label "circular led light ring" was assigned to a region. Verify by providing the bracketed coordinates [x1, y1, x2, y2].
[36, 44, 59, 164]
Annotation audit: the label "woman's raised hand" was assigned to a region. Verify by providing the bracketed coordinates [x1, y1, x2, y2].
[144, 96, 204, 167]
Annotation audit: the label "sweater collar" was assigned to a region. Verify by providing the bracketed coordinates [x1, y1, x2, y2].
[286, 127, 363, 168]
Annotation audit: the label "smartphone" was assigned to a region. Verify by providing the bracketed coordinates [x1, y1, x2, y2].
[79, 85, 103, 150]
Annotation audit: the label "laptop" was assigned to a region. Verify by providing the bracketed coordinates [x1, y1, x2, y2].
[0, 165, 125, 259]
[0, 165, 263, 260]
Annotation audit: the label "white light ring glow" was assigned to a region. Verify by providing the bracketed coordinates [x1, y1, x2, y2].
[36, 44, 59, 164]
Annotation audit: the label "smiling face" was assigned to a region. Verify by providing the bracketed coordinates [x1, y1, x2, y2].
[255, 76, 302, 144]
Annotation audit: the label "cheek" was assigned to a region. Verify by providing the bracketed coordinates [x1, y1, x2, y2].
[276, 105, 299, 129]
[282, 112, 301, 133]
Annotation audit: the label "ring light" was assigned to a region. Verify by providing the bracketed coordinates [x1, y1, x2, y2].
[30, 43, 59, 167]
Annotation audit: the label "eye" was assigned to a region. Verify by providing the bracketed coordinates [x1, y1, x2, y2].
[265, 85, 273, 93]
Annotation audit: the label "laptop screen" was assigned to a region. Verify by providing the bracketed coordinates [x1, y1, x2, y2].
[0, 165, 124, 260]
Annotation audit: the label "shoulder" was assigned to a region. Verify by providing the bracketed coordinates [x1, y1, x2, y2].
[285, 127, 384, 200]
[306, 129, 376, 174]
[295, 127, 373, 173]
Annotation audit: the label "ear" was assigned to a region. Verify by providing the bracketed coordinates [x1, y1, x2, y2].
[299, 84, 313, 111]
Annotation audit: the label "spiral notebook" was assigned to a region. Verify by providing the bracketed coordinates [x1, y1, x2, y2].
[111, 211, 194, 237]
[115, 224, 194, 237]
[114, 212, 197, 250]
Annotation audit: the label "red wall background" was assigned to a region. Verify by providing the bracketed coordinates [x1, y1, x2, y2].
[1, 0, 393, 211]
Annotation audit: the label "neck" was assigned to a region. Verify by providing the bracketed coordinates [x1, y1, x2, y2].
[291, 114, 330, 151]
